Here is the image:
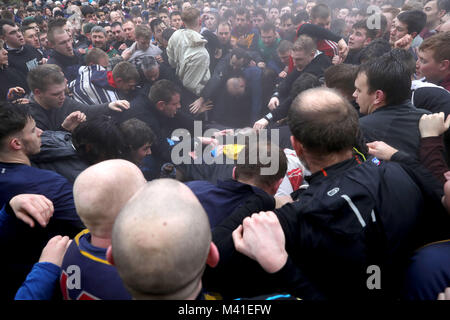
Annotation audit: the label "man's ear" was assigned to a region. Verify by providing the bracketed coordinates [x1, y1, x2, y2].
[374, 89, 386, 105]
[155, 100, 165, 112]
[106, 245, 115, 266]
[9, 137, 22, 151]
[33, 88, 41, 97]
[268, 177, 284, 196]
[206, 242, 220, 268]
[290, 135, 303, 157]
[232, 166, 236, 179]
[364, 37, 372, 47]
[439, 59, 450, 72]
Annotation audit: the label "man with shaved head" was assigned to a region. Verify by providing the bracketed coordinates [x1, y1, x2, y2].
[207, 87, 450, 300]
[107, 179, 219, 300]
[60, 159, 146, 300]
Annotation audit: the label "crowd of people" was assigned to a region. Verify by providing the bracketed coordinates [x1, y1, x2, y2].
[1, 0, 450, 301]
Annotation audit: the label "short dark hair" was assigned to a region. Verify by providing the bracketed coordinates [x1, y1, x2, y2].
[397, 10, 427, 35]
[234, 141, 287, 189]
[290, 72, 321, 98]
[149, 79, 180, 104]
[260, 21, 276, 33]
[288, 88, 359, 155]
[294, 10, 309, 24]
[111, 21, 123, 29]
[162, 27, 176, 41]
[359, 38, 391, 63]
[81, 5, 95, 17]
[389, 48, 416, 78]
[0, 102, 31, 150]
[112, 61, 140, 82]
[235, 7, 250, 20]
[27, 64, 65, 92]
[253, 8, 266, 19]
[324, 64, 359, 98]
[352, 19, 378, 40]
[150, 18, 164, 32]
[438, 0, 450, 13]
[310, 3, 330, 20]
[0, 19, 16, 36]
[358, 52, 411, 106]
[72, 115, 126, 165]
[230, 47, 251, 64]
[119, 118, 156, 151]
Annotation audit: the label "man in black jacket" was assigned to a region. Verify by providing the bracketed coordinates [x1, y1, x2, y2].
[47, 25, 82, 83]
[26, 64, 130, 132]
[354, 53, 430, 159]
[204, 87, 450, 300]
[0, 19, 43, 92]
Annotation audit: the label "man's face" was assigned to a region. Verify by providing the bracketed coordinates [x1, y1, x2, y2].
[132, 143, 152, 164]
[230, 54, 245, 70]
[338, 8, 349, 20]
[104, 26, 113, 41]
[123, 22, 136, 40]
[417, 49, 446, 83]
[144, 66, 160, 82]
[280, 18, 294, 34]
[205, 13, 218, 31]
[24, 28, 40, 49]
[0, 47, 8, 66]
[353, 72, 377, 115]
[161, 93, 181, 118]
[84, 13, 96, 24]
[154, 22, 167, 43]
[52, 31, 74, 57]
[261, 29, 276, 47]
[171, 14, 183, 29]
[424, 0, 442, 28]
[269, 8, 279, 20]
[280, 6, 291, 16]
[390, 18, 409, 45]
[219, 6, 228, 17]
[278, 49, 292, 66]
[312, 16, 331, 29]
[348, 28, 369, 50]
[133, 16, 143, 25]
[27, 22, 40, 33]
[159, 13, 170, 26]
[235, 14, 248, 29]
[217, 24, 231, 45]
[110, 11, 122, 23]
[92, 31, 107, 49]
[116, 78, 137, 94]
[252, 15, 265, 29]
[112, 25, 125, 41]
[97, 12, 105, 22]
[20, 118, 42, 156]
[36, 82, 66, 109]
[306, 2, 316, 14]
[2, 24, 25, 48]
[136, 36, 150, 51]
[292, 49, 314, 71]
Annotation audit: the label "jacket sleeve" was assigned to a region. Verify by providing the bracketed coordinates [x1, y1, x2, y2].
[419, 136, 448, 185]
[15, 262, 61, 300]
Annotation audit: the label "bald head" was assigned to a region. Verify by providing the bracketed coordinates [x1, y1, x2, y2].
[111, 179, 212, 300]
[288, 87, 359, 155]
[73, 159, 146, 238]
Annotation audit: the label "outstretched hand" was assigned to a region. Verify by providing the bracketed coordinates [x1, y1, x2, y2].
[9, 194, 54, 228]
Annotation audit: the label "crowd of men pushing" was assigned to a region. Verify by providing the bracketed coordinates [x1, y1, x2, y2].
[1, 0, 450, 301]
